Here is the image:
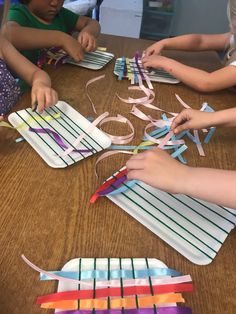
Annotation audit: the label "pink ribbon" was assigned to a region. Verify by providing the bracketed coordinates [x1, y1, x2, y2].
[61, 112, 109, 156]
[98, 115, 135, 144]
[86, 75, 105, 114]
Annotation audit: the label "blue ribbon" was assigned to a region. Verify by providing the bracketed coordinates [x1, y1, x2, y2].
[107, 179, 138, 196]
[204, 127, 216, 144]
[40, 267, 181, 281]
[118, 57, 126, 80]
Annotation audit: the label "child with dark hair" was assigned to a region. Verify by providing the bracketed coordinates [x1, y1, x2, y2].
[0, 0, 58, 117]
[3, 0, 100, 65]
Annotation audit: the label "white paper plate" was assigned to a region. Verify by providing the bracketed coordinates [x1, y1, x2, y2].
[114, 58, 180, 84]
[55, 258, 176, 313]
[107, 181, 236, 265]
[66, 50, 114, 70]
[8, 101, 111, 168]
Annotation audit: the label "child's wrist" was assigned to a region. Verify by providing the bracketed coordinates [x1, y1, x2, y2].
[207, 111, 222, 127]
[57, 32, 70, 48]
[175, 165, 193, 195]
[159, 57, 174, 72]
[159, 38, 170, 50]
[32, 75, 51, 88]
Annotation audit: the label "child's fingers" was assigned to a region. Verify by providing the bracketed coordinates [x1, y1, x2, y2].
[172, 123, 189, 134]
[42, 89, 58, 109]
[52, 90, 58, 106]
[142, 58, 152, 69]
[127, 169, 145, 181]
[67, 39, 84, 61]
[145, 48, 154, 57]
[84, 40, 92, 52]
[44, 90, 54, 108]
[126, 158, 145, 171]
[31, 92, 37, 111]
[86, 38, 96, 52]
[78, 34, 84, 47]
[171, 110, 189, 133]
[35, 92, 46, 113]
[128, 151, 146, 161]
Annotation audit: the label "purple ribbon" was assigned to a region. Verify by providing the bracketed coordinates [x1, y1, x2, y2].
[135, 52, 145, 80]
[54, 54, 68, 67]
[29, 127, 92, 153]
[57, 307, 192, 314]
[97, 175, 128, 196]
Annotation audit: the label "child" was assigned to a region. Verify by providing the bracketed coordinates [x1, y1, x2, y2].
[3, 0, 101, 65]
[0, 0, 58, 116]
[0, 33, 58, 115]
[142, 0, 236, 93]
[126, 107, 236, 209]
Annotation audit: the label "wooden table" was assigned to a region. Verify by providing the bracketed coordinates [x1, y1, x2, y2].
[1, 34, 236, 314]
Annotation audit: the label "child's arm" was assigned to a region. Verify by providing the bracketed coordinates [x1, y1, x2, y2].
[74, 16, 101, 52]
[142, 54, 236, 92]
[3, 22, 84, 61]
[145, 33, 230, 56]
[171, 107, 236, 134]
[126, 148, 236, 209]
[1, 36, 58, 113]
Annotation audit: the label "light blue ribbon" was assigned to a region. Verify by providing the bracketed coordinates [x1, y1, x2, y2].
[204, 127, 216, 144]
[118, 57, 126, 80]
[171, 144, 188, 159]
[110, 145, 155, 150]
[107, 179, 138, 196]
[40, 267, 181, 281]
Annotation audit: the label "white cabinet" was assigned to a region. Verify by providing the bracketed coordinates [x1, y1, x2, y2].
[100, 0, 143, 38]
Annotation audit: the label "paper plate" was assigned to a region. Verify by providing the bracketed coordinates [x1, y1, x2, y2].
[55, 258, 177, 313]
[66, 50, 114, 70]
[107, 181, 236, 265]
[8, 101, 111, 168]
[114, 57, 180, 84]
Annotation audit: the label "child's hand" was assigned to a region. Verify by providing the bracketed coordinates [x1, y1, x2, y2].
[31, 81, 58, 113]
[61, 34, 84, 61]
[126, 148, 189, 194]
[77, 31, 97, 52]
[142, 54, 170, 70]
[144, 41, 165, 57]
[171, 109, 215, 134]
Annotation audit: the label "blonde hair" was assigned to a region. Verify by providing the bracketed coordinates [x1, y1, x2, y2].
[1, 0, 10, 27]
[228, 0, 236, 34]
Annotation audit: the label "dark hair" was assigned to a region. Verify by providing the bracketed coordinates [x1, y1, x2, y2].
[19, 0, 31, 4]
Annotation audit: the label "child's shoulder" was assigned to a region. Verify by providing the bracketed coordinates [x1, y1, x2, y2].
[8, 4, 33, 25]
[8, 4, 79, 29]
[9, 3, 28, 14]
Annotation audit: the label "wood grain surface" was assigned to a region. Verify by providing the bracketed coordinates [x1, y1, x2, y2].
[0, 34, 236, 314]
